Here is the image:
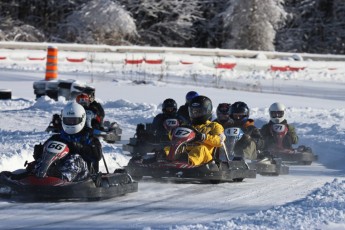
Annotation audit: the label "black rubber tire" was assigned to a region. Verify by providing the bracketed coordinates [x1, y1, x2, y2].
[114, 168, 126, 174]
[209, 180, 221, 184]
[0, 90, 11, 100]
[132, 175, 143, 181]
[233, 178, 244, 182]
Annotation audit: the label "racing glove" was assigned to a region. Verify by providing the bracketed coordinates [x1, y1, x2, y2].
[33, 143, 44, 160]
[193, 129, 206, 143]
[68, 141, 84, 154]
[236, 134, 252, 149]
[283, 133, 293, 148]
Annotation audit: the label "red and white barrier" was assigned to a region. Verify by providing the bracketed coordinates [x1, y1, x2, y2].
[125, 59, 143, 65]
[215, 63, 236, 69]
[66, 57, 86, 62]
[270, 66, 306, 72]
[144, 59, 163, 64]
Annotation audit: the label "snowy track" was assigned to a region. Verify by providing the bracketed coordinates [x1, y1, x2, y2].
[0, 163, 337, 229]
[0, 69, 344, 229]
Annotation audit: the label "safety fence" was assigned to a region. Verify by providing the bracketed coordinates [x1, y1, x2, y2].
[1, 42, 344, 96]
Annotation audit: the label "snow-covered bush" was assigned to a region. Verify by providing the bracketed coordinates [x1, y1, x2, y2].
[58, 0, 137, 45]
[0, 17, 46, 42]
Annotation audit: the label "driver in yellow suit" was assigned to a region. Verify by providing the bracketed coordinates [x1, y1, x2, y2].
[165, 95, 225, 166]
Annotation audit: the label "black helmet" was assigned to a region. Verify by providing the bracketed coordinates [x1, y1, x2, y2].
[230, 101, 249, 123]
[185, 91, 199, 104]
[216, 103, 231, 123]
[162, 98, 177, 115]
[83, 87, 95, 102]
[188, 95, 213, 125]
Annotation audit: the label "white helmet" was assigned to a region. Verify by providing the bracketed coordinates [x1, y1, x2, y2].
[61, 102, 86, 134]
[269, 102, 286, 124]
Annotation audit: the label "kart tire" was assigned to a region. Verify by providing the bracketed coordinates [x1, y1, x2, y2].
[132, 175, 143, 181]
[209, 180, 221, 184]
[0, 89, 11, 100]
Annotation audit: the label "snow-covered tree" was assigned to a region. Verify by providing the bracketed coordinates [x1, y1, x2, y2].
[0, 0, 86, 42]
[194, 0, 229, 48]
[276, 0, 345, 54]
[57, 0, 137, 45]
[1, 0, 345, 53]
[120, 0, 202, 47]
[222, 0, 286, 51]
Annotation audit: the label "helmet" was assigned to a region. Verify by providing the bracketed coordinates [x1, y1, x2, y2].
[216, 103, 231, 123]
[162, 98, 177, 115]
[185, 91, 199, 104]
[188, 95, 213, 125]
[76, 93, 90, 107]
[61, 102, 86, 134]
[83, 87, 95, 102]
[269, 102, 286, 123]
[230, 101, 249, 123]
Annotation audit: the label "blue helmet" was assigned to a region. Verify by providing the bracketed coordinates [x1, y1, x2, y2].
[185, 91, 199, 104]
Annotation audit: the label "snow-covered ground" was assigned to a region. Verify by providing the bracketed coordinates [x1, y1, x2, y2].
[0, 47, 345, 229]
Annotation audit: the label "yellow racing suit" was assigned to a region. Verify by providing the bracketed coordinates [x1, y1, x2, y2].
[185, 120, 225, 166]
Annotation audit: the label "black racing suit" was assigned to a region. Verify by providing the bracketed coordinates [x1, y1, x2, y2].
[33, 127, 102, 180]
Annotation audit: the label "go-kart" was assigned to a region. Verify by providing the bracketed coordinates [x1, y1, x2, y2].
[123, 119, 180, 156]
[125, 126, 256, 183]
[0, 140, 137, 201]
[222, 127, 289, 176]
[266, 124, 318, 165]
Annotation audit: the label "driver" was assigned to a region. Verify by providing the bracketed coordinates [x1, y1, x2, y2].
[31, 102, 102, 181]
[260, 102, 298, 150]
[76, 93, 104, 130]
[151, 98, 187, 141]
[181, 95, 225, 166]
[225, 101, 264, 160]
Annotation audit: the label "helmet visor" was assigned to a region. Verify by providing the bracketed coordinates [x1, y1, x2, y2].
[164, 107, 175, 113]
[189, 107, 205, 119]
[63, 117, 83, 126]
[232, 113, 246, 121]
[218, 107, 229, 114]
[270, 111, 284, 118]
[217, 113, 229, 121]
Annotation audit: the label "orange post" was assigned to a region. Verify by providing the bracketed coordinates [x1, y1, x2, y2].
[45, 46, 58, 80]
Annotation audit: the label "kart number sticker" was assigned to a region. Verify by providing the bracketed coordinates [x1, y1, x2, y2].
[165, 119, 179, 127]
[46, 141, 67, 154]
[272, 124, 286, 133]
[174, 127, 191, 137]
[224, 127, 241, 137]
